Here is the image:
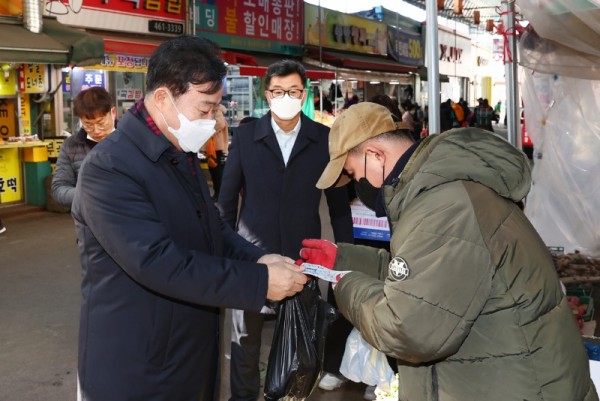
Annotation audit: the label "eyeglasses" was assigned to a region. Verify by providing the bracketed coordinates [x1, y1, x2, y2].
[81, 113, 113, 132]
[266, 89, 305, 99]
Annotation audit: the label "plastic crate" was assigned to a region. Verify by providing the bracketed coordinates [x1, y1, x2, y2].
[579, 296, 595, 322]
[566, 284, 594, 298]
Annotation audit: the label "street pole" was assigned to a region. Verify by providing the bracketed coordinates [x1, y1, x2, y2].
[503, 0, 520, 147]
[426, 0, 441, 134]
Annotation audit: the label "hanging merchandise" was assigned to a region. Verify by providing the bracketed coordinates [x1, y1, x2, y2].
[264, 279, 337, 401]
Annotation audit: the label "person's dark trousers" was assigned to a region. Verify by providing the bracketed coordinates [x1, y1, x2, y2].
[209, 150, 225, 200]
[322, 284, 354, 374]
[229, 309, 266, 401]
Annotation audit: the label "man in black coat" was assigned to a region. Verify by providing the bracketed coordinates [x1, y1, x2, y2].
[218, 60, 354, 401]
[71, 36, 308, 401]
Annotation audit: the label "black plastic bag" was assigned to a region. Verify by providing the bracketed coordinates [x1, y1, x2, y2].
[264, 279, 338, 401]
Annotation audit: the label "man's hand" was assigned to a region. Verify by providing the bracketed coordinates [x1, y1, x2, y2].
[258, 253, 295, 265]
[214, 104, 228, 132]
[299, 239, 338, 269]
[264, 259, 307, 301]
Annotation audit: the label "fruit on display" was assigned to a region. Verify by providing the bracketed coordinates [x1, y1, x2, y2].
[554, 250, 600, 278]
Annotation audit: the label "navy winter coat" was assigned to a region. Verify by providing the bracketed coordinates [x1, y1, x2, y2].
[218, 112, 353, 258]
[72, 110, 268, 401]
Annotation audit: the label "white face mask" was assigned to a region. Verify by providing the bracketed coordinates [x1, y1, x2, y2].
[160, 93, 216, 153]
[269, 94, 303, 120]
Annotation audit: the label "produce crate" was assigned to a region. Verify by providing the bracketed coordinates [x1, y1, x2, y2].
[566, 284, 595, 298]
[580, 296, 595, 322]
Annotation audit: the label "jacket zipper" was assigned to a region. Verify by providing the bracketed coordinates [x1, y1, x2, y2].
[432, 365, 439, 401]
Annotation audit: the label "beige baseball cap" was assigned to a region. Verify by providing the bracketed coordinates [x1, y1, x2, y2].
[316, 102, 407, 189]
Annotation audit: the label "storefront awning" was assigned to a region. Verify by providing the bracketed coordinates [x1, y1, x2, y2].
[103, 35, 163, 57]
[223, 51, 335, 80]
[306, 47, 419, 75]
[0, 17, 104, 66]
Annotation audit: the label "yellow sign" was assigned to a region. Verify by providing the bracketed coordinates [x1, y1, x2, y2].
[21, 64, 48, 94]
[19, 93, 31, 136]
[0, 148, 22, 203]
[0, 68, 17, 96]
[0, 0, 22, 17]
[44, 138, 65, 159]
[304, 3, 388, 55]
[0, 98, 16, 139]
[86, 54, 150, 73]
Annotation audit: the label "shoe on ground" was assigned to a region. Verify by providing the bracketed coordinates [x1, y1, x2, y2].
[318, 372, 347, 391]
[0, 223, 6, 234]
[363, 385, 377, 400]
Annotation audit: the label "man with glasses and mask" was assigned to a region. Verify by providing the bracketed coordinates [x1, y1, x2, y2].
[217, 59, 353, 401]
[51, 86, 116, 208]
[71, 36, 307, 401]
[299, 102, 598, 401]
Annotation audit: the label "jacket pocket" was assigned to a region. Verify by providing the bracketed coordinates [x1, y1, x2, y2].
[145, 299, 174, 367]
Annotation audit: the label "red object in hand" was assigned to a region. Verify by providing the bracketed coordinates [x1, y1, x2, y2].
[300, 239, 338, 269]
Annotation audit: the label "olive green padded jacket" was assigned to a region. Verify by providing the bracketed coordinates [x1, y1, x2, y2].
[333, 128, 598, 401]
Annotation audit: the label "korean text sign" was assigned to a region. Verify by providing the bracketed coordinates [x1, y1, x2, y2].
[196, 0, 303, 55]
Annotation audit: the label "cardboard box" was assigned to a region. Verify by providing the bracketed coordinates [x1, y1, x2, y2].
[23, 146, 49, 162]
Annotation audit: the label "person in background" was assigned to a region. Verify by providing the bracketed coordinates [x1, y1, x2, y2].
[301, 102, 597, 401]
[51, 87, 116, 208]
[439, 99, 456, 132]
[204, 104, 229, 201]
[71, 36, 307, 401]
[344, 94, 360, 109]
[369, 94, 401, 119]
[217, 59, 354, 401]
[494, 100, 502, 125]
[401, 102, 417, 140]
[476, 98, 495, 132]
[314, 88, 334, 114]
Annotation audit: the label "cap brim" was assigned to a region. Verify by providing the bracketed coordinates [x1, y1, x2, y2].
[316, 154, 348, 189]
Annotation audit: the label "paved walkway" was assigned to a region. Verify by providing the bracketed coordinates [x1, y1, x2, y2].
[0, 207, 366, 401]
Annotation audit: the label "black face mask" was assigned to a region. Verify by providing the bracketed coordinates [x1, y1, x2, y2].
[355, 153, 384, 211]
[355, 178, 379, 211]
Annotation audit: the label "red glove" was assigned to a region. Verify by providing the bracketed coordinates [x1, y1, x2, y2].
[299, 239, 338, 269]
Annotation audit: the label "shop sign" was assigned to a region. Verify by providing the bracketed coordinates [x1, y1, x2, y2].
[70, 69, 105, 97]
[195, 0, 303, 56]
[148, 19, 184, 34]
[437, 28, 472, 77]
[0, 98, 16, 139]
[0, 0, 22, 17]
[0, 68, 17, 96]
[387, 26, 423, 66]
[493, 38, 504, 61]
[0, 148, 21, 203]
[62, 71, 71, 93]
[304, 3, 387, 56]
[18, 94, 31, 136]
[117, 88, 144, 100]
[86, 54, 150, 73]
[18, 64, 48, 94]
[54, 0, 184, 35]
[44, 138, 65, 159]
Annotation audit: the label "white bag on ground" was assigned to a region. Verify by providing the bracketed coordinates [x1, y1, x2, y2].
[339, 328, 394, 386]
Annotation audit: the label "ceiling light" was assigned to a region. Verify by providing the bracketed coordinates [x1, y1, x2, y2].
[369, 81, 380, 84]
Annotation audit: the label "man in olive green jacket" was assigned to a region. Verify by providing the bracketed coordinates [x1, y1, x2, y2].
[301, 102, 598, 401]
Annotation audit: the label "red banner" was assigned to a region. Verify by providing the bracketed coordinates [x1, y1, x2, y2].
[81, 0, 184, 20]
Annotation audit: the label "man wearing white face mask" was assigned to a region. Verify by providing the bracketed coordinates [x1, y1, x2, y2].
[218, 60, 354, 401]
[71, 36, 308, 401]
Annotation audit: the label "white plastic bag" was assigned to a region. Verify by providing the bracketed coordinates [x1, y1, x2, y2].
[339, 328, 394, 387]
